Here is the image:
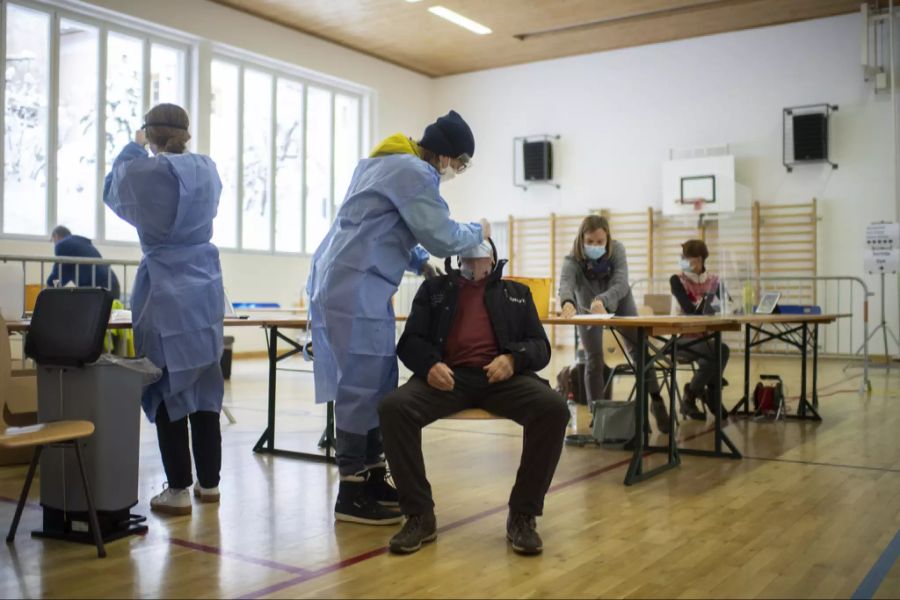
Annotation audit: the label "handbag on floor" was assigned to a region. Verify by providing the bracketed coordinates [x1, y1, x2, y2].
[591, 399, 635, 446]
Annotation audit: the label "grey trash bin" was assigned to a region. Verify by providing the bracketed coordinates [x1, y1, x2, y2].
[37, 355, 159, 541]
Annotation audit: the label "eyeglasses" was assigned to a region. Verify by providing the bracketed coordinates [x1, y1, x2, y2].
[455, 153, 472, 174]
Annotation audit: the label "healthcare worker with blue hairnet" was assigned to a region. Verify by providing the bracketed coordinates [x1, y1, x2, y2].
[104, 103, 225, 517]
[307, 110, 490, 525]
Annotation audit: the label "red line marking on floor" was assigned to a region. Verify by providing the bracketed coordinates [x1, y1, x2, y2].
[4, 423, 729, 600]
[169, 538, 312, 576]
[236, 431, 726, 600]
[239, 547, 391, 600]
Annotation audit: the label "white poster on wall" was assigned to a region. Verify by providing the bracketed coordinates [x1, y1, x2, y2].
[864, 249, 900, 274]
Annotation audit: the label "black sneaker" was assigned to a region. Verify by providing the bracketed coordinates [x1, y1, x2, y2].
[506, 512, 543, 555]
[335, 479, 403, 525]
[388, 513, 437, 554]
[650, 395, 671, 434]
[365, 466, 400, 507]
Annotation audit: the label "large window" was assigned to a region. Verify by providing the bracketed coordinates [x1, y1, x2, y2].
[210, 55, 364, 254]
[1, 1, 188, 241]
[1, 2, 367, 255]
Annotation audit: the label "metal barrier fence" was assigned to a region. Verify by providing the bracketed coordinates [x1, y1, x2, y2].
[1, 254, 141, 312]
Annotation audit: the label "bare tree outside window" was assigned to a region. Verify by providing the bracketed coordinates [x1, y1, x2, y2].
[3, 4, 50, 235]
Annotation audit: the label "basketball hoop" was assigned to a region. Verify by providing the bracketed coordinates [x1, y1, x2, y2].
[674, 197, 706, 211]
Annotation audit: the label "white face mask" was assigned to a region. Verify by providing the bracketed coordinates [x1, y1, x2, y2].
[679, 258, 694, 273]
[460, 257, 492, 281]
[440, 165, 457, 182]
[439, 157, 457, 183]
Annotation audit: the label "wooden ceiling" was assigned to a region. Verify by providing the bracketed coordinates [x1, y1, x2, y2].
[212, 0, 863, 77]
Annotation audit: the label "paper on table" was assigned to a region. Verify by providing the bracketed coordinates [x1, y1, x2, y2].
[110, 309, 132, 322]
[569, 313, 615, 320]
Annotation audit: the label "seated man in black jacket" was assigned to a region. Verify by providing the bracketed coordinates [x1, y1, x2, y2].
[379, 240, 569, 556]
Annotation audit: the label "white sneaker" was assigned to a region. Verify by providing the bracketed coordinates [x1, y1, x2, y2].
[193, 482, 220, 503]
[150, 485, 192, 516]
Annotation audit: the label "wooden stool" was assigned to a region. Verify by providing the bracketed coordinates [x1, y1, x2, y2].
[445, 408, 500, 420]
[1, 420, 106, 558]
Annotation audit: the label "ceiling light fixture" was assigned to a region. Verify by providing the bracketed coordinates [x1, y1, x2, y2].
[427, 6, 492, 35]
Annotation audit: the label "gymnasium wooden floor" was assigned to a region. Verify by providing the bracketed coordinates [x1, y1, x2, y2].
[1, 352, 898, 599]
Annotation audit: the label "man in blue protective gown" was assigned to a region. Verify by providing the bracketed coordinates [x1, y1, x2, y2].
[307, 110, 491, 525]
[104, 103, 225, 517]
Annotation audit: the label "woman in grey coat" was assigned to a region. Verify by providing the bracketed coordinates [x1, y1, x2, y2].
[558, 215, 669, 434]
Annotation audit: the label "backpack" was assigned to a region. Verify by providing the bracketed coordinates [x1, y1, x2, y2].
[556, 364, 587, 405]
[556, 363, 614, 405]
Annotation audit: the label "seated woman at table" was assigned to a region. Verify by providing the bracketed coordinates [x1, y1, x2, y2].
[559, 215, 670, 434]
[669, 239, 730, 421]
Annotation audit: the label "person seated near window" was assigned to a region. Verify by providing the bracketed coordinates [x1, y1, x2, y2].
[669, 239, 729, 421]
[379, 240, 570, 556]
[47, 225, 121, 300]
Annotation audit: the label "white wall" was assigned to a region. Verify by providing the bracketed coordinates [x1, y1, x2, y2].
[3, 0, 434, 353]
[434, 14, 899, 355]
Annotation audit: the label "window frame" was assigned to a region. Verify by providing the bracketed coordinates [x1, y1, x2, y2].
[1, 0, 192, 245]
[1, 0, 371, 256]
[210, 45, 368, 256]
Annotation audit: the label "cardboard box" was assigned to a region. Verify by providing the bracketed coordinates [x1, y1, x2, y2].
[1, 371, 38, 466]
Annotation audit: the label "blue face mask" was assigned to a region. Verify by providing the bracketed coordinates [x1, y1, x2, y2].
[679, 258, 694, 273]
[584, 244, 606, 261]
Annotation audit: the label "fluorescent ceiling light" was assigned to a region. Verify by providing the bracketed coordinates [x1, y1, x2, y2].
[405, 0, 423, 3]
[427, 6, 492, 35]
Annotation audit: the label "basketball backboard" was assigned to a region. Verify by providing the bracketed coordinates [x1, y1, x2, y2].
[662, 155, 737, 217]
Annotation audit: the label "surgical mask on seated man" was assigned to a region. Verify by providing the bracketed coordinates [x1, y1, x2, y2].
[459, 240, 495, 281]
[460, 257, 493, 281]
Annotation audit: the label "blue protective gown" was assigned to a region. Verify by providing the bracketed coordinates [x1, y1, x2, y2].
[104, 142, 225, 423]
[307, 152, 483, 435]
